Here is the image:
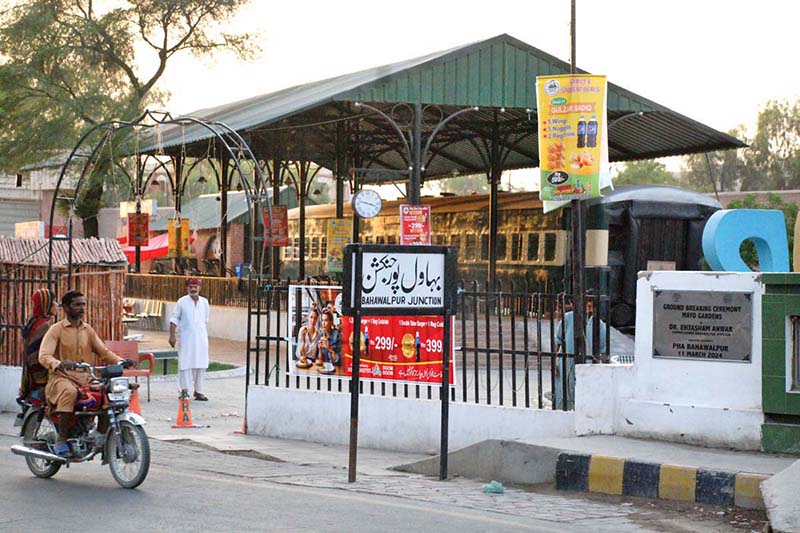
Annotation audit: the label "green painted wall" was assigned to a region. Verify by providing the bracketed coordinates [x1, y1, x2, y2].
[760, 273, 800, 452]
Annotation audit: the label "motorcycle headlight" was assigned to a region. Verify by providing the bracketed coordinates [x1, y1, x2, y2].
[110, 378, 130, 393]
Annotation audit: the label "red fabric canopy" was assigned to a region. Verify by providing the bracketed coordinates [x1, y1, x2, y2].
[119, 232, 169, 263]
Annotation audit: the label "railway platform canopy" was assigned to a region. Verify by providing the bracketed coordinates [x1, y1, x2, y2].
[137, 33, 745, 279]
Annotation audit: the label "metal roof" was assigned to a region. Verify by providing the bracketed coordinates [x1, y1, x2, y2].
[141, 34, 744, 182]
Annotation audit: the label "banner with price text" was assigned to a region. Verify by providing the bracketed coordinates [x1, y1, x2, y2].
[341, 315, 455, 386]
[399, 204, 431, 245]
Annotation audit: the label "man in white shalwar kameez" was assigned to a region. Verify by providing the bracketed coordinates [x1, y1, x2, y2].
[169, 277, 210, 401]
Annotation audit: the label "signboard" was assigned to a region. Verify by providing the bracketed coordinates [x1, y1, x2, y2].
[263, 205, 289, 247]
[652, 290, 752, 362]
[168, 218, 191, 258]
[120, 199, 157, 217]
[399, 204, 431, 245]
[326, 218, 352, 273]
[127, 213, 150, 247]
[342, 245, 457, 316]
[15, 221, 45, 239]
[536, 74, 608, 201]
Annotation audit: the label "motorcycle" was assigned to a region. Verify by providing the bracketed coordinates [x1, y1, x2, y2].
[11, 362, 150, 489]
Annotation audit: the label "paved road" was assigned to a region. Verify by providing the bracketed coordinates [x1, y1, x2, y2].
[0, 427, 747, 533]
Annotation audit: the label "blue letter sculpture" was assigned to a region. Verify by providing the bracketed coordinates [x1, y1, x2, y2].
[702, 209, 790, 272]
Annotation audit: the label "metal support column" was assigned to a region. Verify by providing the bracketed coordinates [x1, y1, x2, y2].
[409, 103, 422, 205]
[220, 156, 229, 277]
[570, 0, 586, 365]
[299, 161, 307, 280]
[272, 159, 282, 280]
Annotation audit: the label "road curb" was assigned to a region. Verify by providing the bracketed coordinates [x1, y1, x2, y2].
[556, 452, 768, 509]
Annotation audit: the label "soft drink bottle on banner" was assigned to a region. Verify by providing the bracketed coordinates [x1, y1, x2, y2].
[577, 115, 586, 148]
[587, 115, 598, 148]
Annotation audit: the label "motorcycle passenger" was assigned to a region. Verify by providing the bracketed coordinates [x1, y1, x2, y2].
[17, 288, 59, 403]
[38, 290, 130, 458]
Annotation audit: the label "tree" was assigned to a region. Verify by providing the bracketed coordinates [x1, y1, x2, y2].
[613, 159, 676, 186]
[681, 100, 800, 193]
[0, 0, 258, 236]
[727, 193, 798, 269]
[681, 125, 752, 193]
[426, 174, 489, 196]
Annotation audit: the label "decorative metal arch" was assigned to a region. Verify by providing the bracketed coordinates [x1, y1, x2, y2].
[47, 109, 277, 288]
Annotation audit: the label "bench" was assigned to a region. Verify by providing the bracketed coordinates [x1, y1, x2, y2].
[105, 340, 156, 402]
[134, 299, 164, 330]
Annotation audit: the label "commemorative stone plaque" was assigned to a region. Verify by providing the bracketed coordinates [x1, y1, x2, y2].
[652, 290, 752, 362]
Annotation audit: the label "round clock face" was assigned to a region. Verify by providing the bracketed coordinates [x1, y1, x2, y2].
[352, 189, 382, 218]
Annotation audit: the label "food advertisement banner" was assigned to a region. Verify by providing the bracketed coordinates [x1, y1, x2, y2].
[288, 285, 454, 385]
[399, 204, 431, 245]
[127, 212, 150, 247]
[326, 218, 352, 273]
[341, 315, 455, 385]
[168, 218, 191, 258]
[263, 205, 289, 247]
[536, 74, 608, 201]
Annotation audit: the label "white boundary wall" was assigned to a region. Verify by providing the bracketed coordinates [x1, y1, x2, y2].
[0, 366, 21, 413]
[576, 271, 764, 449]
[247, 386, 575, 454]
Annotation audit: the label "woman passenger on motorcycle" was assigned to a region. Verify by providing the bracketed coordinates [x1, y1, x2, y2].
[17, 288, 58, 402]
[38, 290, 127, 458]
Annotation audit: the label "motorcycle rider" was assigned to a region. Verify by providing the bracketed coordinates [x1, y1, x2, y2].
[38, 290, 132, 458]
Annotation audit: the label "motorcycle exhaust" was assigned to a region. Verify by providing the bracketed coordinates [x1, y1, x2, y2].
[11, 444, 68, 464]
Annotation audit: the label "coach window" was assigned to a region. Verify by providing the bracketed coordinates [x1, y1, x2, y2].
[304, 237, 310, 258]
[527, 233, 540, 262]
[364, 236, 373, 244]
[376, 236, 385, 244]
[435, 235, 446, 246]
[465, 234, 476, 260]
[450, 235, 461, 254]
[510, 233, 522, 261]
[311, 237, 319, 258]
[387, 235, 397, 244]
[320, 237, 327, 258]
[544, 233, 557, 262]
[496, 234, 507, 260]
[480, 235, 489, 261]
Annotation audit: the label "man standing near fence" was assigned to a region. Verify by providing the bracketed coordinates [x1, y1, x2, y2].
[169, 278, 210, 401]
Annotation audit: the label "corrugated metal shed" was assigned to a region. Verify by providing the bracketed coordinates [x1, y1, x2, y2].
[0, 236, 127, 268]
[140, 34, 744, 182]
[150, 188, 317, 231]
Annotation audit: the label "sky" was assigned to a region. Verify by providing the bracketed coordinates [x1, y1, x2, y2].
[149, 0, 799, 193]
[158, 0, 800, 137]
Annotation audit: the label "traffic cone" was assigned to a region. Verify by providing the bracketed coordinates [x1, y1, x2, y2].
[171, 392, 197, 428]
[129, 388, 142, 416]
[235, 414, 247, 435]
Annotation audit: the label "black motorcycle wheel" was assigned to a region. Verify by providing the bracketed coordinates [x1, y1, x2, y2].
[21, 416, 61, 478]
[107, 420, 150, 489]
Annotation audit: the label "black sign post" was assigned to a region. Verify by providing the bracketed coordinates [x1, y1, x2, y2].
[343, 244, 457, 483]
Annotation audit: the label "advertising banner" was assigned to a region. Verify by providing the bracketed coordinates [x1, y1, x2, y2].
[263, 205, 289, 247]
[168, 218, 191, 258]
[326, 218, 352, 273]
[399, 204, 431, 245]
[341, 315, 455, 385]
[127, 212, 150, 247]
[287, 284, 454, 385]
[536, 74, 608, 202]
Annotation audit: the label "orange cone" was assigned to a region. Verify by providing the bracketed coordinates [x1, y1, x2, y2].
[129, 389, 142, 416]
[171, 394, 197, 428]
[235, 415, 247, 435]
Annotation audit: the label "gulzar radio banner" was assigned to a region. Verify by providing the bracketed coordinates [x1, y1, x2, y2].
[536, 74, 608, 201]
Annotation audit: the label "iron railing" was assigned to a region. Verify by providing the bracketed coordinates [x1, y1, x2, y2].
[246, 272, 613, 411]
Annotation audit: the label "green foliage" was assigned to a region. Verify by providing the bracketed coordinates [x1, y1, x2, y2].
[727, 193, 798, 269]
[681, 100, 800, 193]
[426, 174, 489, 196]
[0, 0, 258, 235]
[613, 159, 675, 186]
